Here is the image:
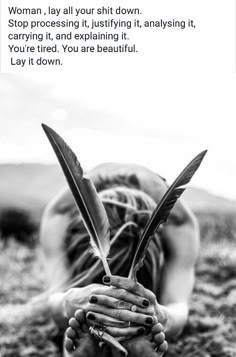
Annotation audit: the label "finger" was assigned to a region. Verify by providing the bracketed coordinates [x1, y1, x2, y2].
[94, 286, 151, 309]
[103, 275, 156, 302]
[86, 311, 127, 327]
[86, 294, 153, 314]
[103, 275, 144, 295]
[105, 325, 145, 338]
[89, 294, 147, 313]
[86, 310, 154, 326]
[153, 332, 165, 345]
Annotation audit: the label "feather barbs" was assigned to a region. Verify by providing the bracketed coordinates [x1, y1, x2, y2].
[42, 124, 111, 276]
[128, 150, 207, 280]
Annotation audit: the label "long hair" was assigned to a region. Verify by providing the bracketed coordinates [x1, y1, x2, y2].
[65, 185, 162, 293]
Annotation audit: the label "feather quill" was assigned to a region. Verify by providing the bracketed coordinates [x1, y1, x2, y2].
[42, 124, 111, 276]
[128, 150, 207, 280]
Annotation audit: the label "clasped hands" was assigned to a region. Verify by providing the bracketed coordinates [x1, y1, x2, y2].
[63, 275, 168, 354]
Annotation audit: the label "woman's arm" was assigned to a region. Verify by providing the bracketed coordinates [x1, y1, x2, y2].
[90, 162, 199, 337]
[40, 186, 154, 333]
[0, 295, 51, 328]
[158, 202, 200, 337]
[101, 203, 199, 341]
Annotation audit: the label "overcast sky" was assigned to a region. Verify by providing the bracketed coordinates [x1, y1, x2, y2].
[0, 74, 235, 200]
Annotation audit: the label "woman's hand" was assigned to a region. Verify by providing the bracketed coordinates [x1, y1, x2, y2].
[62, 283, 154, 346]
[62, 284, 103, 318]
[101, 275, 168, 329]
[62, 278, 169, 355]
[62, 283, 154, 331]
[61, 275, 169, 343]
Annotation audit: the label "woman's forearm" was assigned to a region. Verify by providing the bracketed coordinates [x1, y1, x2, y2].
[0, 295, 52, 327]
[159, 302, 189, 338]
[48, 291, 69, 328]
[0, 290, 78, 332]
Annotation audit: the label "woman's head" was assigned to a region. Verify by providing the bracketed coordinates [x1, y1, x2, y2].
[66, 186, 162, 292]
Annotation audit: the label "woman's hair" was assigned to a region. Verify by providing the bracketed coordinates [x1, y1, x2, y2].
[65, 186, 162, 293]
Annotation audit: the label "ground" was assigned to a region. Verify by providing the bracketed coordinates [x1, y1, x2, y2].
[0, 211, 236, 357]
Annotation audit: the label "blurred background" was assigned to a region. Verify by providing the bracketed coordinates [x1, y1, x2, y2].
[0, 74, 236, 235]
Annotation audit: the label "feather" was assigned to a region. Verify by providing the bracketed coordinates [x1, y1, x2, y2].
[42, 124, 111, 276]
[128, 150, 207, 280]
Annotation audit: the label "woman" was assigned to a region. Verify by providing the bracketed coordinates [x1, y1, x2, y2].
[40, 162, 199, 356]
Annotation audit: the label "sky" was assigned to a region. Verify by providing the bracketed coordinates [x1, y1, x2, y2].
[0, 0, 235, 200]
[0, 74, 236, 200]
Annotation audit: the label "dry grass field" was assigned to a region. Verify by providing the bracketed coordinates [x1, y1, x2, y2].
[0, 210, 236, 357]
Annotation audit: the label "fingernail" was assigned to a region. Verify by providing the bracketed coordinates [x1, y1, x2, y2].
[87, 313, 95, 321]
[89, 296, 98, 304]
[138, 327, 145, 335]
[142, 299, 149, 307]
[103, 275, 111, 284]
[145, 317, 153, 325]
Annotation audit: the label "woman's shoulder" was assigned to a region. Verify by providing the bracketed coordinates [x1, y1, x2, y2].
[89, 163, 196, 226]
[45, 162, 194, 225]
[43, 187, 75, 217]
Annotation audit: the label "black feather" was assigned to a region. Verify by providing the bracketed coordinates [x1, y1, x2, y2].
[42, 124, 111, 276]
[128, 150, 207, 280]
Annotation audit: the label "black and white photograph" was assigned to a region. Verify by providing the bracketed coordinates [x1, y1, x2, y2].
[0, 75, 235, 357]
[0, 0, 235, 356]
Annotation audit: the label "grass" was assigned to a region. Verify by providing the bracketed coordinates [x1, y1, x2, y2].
[0, 211, 236, 356]
[168, 212, 236, 357]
